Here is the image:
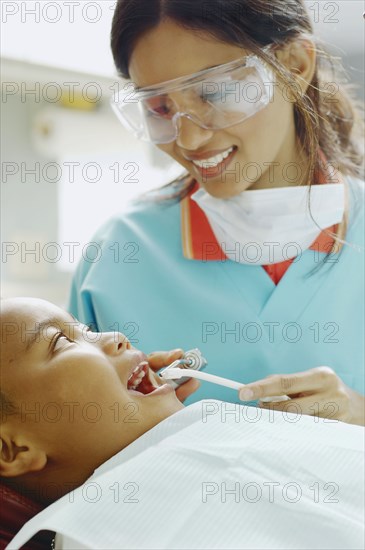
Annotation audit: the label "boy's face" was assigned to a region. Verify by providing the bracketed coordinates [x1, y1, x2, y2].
[1, 298, 184, 493]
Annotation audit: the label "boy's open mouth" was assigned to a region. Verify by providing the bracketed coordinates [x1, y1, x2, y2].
[127, 361, 160, 395]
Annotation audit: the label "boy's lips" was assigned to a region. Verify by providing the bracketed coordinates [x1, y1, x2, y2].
[127, 353, 149, 378]
[127, 360, 172, 396]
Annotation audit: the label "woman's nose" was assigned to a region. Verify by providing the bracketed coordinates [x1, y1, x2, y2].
[175, 115, 214, 150]
[100, 332, 131, 356]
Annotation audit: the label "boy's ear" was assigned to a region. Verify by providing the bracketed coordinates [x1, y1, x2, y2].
[275, 39, 317, 95]
[0, 428, 47, 477]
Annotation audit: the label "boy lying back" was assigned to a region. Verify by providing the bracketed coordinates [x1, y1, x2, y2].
[1, 297, 189, 504]
[1, 298, 364, 550]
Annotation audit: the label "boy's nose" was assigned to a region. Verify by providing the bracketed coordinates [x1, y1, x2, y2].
[100, 332, 131, 356]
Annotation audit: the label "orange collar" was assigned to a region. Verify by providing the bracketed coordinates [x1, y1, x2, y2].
[181, 164, 343, 262]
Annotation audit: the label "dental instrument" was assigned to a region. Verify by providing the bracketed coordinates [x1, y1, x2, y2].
[160, 367, 244, 390]
[162, 348, 208, 388]
[160, 365, 290, 402]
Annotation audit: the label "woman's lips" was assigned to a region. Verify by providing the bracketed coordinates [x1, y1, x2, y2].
[192, 146, 238, 179]
[184, 146, 235, 162]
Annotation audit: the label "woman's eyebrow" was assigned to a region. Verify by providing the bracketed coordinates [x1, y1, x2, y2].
[202, 63, 222, 71]
[133, 63, 224, 91]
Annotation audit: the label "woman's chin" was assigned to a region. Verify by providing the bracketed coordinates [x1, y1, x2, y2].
[199, 180, 252, 199]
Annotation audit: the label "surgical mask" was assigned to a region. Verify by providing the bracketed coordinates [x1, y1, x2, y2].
[191, 184, 345, 265]
[111, 51, 275, 144]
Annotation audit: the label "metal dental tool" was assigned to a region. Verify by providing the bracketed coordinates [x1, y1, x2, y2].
[160, 348, 207, 389]
[160, 356, 290, 402]
[160, 367, 244, 390]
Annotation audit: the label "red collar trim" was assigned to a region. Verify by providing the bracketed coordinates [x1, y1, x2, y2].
[180, 157, 343, 261]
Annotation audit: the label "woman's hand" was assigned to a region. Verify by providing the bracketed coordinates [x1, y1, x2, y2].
[147, 349, 200, 402]
[238, 366, 365, 426]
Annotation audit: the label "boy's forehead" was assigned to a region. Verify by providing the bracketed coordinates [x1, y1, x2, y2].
[1, 298, 66, 359]
[1, 297, 61, 325]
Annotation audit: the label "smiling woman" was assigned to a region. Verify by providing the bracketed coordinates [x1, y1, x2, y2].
[111, 0, 363, 199]
[1, 1, 364, 549]
[70, 0, 364, 424]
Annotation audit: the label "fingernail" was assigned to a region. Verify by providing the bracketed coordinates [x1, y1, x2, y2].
[239, 389, 255, 401]
[170, 348, 183, 354]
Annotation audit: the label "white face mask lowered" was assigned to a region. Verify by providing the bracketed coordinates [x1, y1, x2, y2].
[191, 183, 345, 265]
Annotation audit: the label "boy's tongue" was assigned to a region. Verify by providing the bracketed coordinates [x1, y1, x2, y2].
[137, 372, 157, 394]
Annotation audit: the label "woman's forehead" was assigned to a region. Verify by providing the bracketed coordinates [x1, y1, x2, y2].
[129, 20, 248, 88]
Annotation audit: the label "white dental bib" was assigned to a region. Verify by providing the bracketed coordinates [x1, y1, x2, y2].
[191, 183, 345, 264]
[8, 400, 364, 550]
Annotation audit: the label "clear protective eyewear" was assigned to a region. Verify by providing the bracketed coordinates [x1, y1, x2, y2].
[111, 50, 275, 144]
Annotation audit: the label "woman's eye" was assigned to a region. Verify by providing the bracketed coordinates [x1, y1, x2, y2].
[145, 96, 173, 119]
[148, 104, 172, 118]
[201, 80, 243, 104]
[201, 91, 223, 103]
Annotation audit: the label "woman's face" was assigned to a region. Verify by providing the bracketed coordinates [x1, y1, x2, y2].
[129, 20, 301, 199]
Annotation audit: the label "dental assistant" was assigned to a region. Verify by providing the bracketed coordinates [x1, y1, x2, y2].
[69, 0, 365, 424]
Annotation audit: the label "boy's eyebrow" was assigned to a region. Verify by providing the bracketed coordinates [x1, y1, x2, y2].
[25, 314, 78, 352]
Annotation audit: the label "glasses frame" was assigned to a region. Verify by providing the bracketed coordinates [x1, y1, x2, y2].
[111, 46, 275, 142]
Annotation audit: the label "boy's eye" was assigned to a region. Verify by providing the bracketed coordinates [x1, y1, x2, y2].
[52, 332, 73, 352]
[85, 323, 96, 333]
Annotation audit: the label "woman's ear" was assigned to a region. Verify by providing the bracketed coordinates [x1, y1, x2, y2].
[0, 428, 47, 477]
[275, 39, 317, 95]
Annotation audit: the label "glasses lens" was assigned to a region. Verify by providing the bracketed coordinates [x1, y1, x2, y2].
[195, 64, 272, 128]
[140, 95, 177, 143]
[113, 57, 273, 143]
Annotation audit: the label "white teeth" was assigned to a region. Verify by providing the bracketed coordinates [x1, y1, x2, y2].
[128, 367, 146, 391]
[192, 146, 234, 168]
[129, 365, 145, 380]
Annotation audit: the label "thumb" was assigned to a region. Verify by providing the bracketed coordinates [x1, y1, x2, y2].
[175, 379, 201, 403]
[238, 385, 256, 401]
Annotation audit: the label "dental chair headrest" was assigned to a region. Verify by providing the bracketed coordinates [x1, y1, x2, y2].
[0, 481, 54, 549]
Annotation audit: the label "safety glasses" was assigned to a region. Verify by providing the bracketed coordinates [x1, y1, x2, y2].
[111, 51, 275, 144]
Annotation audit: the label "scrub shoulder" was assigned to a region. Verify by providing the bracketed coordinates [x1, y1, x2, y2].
[69, 176, 364, 318]
[94, 192, 181, 243]
[68, 188, 182, 318]
[347, 176, 365, 222]
[87, 174, 365, 245]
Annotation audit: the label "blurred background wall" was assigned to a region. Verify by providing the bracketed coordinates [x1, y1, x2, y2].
[1, 0, 364, 307]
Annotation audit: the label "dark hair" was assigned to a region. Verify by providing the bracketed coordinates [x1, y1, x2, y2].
[111, 0, 364, 244]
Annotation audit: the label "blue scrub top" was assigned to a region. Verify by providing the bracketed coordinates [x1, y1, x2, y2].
[69, 176, 365, 403]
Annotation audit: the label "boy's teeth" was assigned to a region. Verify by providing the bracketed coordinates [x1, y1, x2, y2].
[127, 366, 146, 390]
[128, 365, 145, 380]
[192, 146, 234, 168]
